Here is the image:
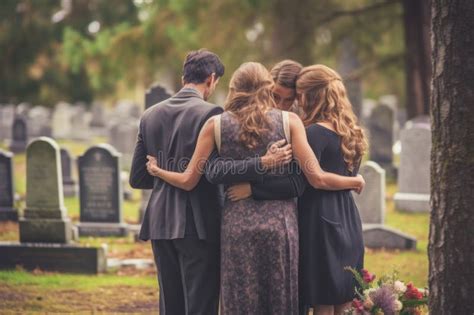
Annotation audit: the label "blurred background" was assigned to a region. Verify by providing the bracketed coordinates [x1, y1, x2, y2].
[0, 1, 435, 312]
[0, 0, 430, 120]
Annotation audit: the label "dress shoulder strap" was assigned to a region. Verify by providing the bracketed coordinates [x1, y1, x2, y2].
[282, 111, 291, 143]
[214, 114, 222, 153]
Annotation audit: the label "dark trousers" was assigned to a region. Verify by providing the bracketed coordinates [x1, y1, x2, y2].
[151, 239, 219, 315]
[151, 207, 219, 315]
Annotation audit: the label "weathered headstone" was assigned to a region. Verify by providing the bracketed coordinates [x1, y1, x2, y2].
[28, 106, 52, 138]
[108, 121, 138, 169]
[353, 161, 385, 224]
[61, 148, 77, 197]
[368, 103, 396, 175]
[89, 102, 107, 128]
[77, 144, 127, 236]
[362, 225, 417, 250]
[52, 102, 73, 139]
[19, 137, 73, 243]
[70, 105, 91, 141]
[0, 138, 106, 274]
[394, 119, 431, 212]
[360, 99, 376, 126]
[9, 115, 28, 153]
[145, 84, 172, 110]
[0, 150, 18, 221]
[0, 105, 15, 142]
[353, 161, 417, 250]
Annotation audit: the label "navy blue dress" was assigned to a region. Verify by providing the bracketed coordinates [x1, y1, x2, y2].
[298, 124, 364, 307]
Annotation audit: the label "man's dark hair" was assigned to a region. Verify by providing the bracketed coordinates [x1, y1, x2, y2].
[182, 49, 225, 84]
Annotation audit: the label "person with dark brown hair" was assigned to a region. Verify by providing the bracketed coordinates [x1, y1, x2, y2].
[270, 59, 303, 112]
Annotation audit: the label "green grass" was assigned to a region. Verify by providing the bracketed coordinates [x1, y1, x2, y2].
[0, 136, 429, 314]
[364, 182, 429, 287]
[0, 269, 156, 290]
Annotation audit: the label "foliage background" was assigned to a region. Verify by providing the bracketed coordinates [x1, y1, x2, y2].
[0, 0, 405, 107]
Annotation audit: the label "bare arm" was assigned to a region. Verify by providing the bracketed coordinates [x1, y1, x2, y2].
[147, 117, 216, 191]
[289, 112, 364, 191]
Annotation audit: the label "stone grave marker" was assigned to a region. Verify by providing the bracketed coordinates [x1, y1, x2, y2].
[9, 115, 28, 153]
[0, 137, 106, 274]
[60, 148, 77, 197]
[394, 119, 431, 212]
[0, 149, 18, 221]
[77, 144, 127, 236]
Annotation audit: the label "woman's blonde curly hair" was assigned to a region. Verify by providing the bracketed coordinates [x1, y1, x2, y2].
[297, 64, 368, 172]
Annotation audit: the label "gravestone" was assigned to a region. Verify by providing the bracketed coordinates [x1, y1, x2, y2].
[60, 148, 77, 197]
[89, 102, 108, 137]
[353, 161, 385, 225]
[0, 105, 15, 142]
[52, 102, 73, 139]
[368, 103, 396, 176]
[0, 150, 18, 221]
[9, 115, 28, 153]
[28, 106, 52, 138]
[19, 137, 73, 243]
[353, 161, 417, 249]
[394, 119, 431, 212]
[113, 100, 141, 120]
[0, 137, 106, 274]
[70, 105, 91, 141]
[360, 99, 376, 126]
[338, 37, 362, 117]
[89, 102, 106, 128]
[77, 144, 127, 236]
[108, 121, 138, 169]
[145, 84, 172, 110]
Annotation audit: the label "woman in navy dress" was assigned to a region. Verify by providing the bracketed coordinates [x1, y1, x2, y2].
[296, 65, 368, 315]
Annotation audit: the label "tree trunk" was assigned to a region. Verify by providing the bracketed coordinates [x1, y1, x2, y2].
[403, 0, 431, 119]
[269, 0, 316, 65]
[429, 1, 474, 314]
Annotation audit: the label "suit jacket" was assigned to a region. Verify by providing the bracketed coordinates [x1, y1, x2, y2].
[130, 88, 225, 242]
[206, 154, 307, 200]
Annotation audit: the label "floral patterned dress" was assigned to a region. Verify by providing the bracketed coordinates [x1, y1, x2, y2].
[218, 109, 299, 315]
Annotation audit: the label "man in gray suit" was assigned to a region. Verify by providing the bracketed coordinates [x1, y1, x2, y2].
[130, 50, 292, 314]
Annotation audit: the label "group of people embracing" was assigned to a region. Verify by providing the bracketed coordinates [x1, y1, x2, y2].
[130, 49, 368, 315]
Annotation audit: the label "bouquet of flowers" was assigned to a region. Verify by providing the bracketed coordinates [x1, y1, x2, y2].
[344, 267, 428, 315]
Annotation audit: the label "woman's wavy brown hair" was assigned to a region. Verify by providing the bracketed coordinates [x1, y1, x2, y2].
[270, 59, 302, 90]
[224, 62, 275, 149]
[296, 64, 368, 172]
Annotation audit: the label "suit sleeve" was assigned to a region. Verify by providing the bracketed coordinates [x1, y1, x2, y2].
[129, 117, 154, 189]
[205, 150, 266, 184]
[251, 160, 307, 200]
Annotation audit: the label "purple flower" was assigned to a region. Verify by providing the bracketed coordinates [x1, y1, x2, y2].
[369, 285, 398, 315]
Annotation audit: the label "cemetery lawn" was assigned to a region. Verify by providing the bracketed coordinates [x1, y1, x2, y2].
[364, 181, 429, 287]
[0, 269, 158, 313]
[0, 142, 429, 311]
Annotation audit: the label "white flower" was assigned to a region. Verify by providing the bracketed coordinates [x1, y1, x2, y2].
[394, 280, 407, 294]
[364, 288, 377, 295]
[394, 299, 403, 311]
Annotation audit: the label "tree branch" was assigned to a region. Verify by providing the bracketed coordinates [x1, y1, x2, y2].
[319, 0, 402, 25]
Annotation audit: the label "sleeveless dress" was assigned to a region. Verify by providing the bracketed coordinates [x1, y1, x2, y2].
[298, 124, 364, 307]
[217, 109, 299, 315]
